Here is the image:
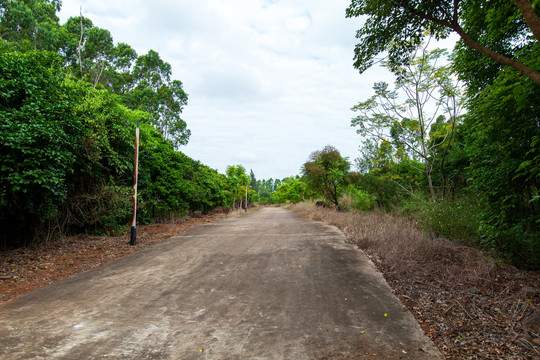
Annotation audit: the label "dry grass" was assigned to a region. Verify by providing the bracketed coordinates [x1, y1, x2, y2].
[289, 202, 540, 359]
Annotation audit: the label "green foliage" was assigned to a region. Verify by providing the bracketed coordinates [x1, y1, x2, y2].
[346, 2, 540, 269]
[0, 0, 61, 51]
[341, 186, 375, 212]
[401, 195, 482, 243]
[456, 50, 540, 269]
[0, 3, 229, 247]
[479, 222, 540, 271]
[137, 125, 229, 218]
[0, 49, 145, 243]
[56, 14, 190, 146]
[452, 1, 540, 93]
[302, 146, 350, 206]
[249, 169, 258, 192]
[345, 0, 540, 85]
[0, 51, 78, 226]
[274, 177, 306, 204]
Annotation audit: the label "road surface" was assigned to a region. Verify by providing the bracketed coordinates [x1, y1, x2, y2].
[0, 207, 442, 359]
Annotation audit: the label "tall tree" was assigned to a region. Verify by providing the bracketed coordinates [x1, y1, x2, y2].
[0, 0, 61, 51]
[455, 47, 540, 267]
[249, 169, 258, 192]
[274, 177, 306, 204]
[351, 45, 463, 201]
[122, 50, 189, 146]
[346, 0, 540, 85]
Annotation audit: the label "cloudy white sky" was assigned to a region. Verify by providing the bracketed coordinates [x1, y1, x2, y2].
[59, 0, 398, 180]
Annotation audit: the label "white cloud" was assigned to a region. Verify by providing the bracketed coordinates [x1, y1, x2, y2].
[59, 0, 401, 179]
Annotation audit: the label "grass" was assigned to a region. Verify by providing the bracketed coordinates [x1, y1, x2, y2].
[290, 202, 488, 280]
[288, 202, 540, 359]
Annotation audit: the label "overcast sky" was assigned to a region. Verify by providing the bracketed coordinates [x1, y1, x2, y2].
[59, 0, 397, 180]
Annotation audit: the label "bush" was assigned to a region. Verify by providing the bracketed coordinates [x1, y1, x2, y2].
[0, 51, 80, 245]
[352, 173, 401, 210]
[341, 186, 375, 211]
[400, 195, 482, 243]
[479, 221, 540, 271]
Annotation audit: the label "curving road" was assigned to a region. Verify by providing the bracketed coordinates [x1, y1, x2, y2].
[0, 207, 442, 359]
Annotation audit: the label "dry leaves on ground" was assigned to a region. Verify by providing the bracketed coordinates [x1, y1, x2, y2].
[290, 203, 540, 360]
[0, 212, 231, 302]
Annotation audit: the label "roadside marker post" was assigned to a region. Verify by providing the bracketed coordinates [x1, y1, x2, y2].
[130, 119, 140, 246]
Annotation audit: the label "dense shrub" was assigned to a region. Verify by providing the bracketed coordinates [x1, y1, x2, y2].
[0, 50, 231, 246]
[340, 186, 375, 211]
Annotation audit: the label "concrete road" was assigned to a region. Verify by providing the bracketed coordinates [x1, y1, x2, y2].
[0, 208, 442, 359]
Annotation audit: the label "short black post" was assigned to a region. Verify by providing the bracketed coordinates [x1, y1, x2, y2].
[130, 226, 137, 246]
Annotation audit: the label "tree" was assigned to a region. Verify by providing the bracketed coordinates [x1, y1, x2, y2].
[0, 51, 79, 234]
[274, 177, 306, 204]
[225, 165, 249, 210]
[122, 50, 190, 146]
[249, 169, 258, 192]
[351, 45, 462, 201]
[57, 16, 137, 90]
[457, 55, 540, 268]
[0, 0, 233, 247]
[256, 178, 277, 204]
[0, 49, 147, 243]
[302, 146, 350, 207]
[0, 0, 61, 51]
[57, 18, 189, 146]
[57, 16, 93, 76]
[345, 0, 540, 86]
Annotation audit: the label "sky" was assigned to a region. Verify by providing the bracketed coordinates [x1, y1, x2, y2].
[58, 0, 398, 180]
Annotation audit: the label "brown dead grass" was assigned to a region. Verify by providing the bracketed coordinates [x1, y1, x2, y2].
[290, 202, 540, 360]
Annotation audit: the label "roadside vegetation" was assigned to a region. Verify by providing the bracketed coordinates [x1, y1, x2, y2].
[0, 1, 259, 248]
[3, 1, 537, 270]
[1, 1, 539, 357]
[290, 202, 540, 359]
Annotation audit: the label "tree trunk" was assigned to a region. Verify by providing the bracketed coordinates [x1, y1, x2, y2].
[454, 26, 540, 86]
[514, 0, 540, 42]
[411, 7, 540, 86]
[426, 166, 436, 202]
[78, 10, 84, 78]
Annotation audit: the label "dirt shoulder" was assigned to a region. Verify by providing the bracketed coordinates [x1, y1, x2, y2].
[289, 203, 540, 360]
[0, 211, 232, 302]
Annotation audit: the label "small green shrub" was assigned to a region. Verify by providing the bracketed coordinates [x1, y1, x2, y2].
[342, 186, 375, 211]
[401, 195, 482, 244]
[479, 221, 540, 271]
